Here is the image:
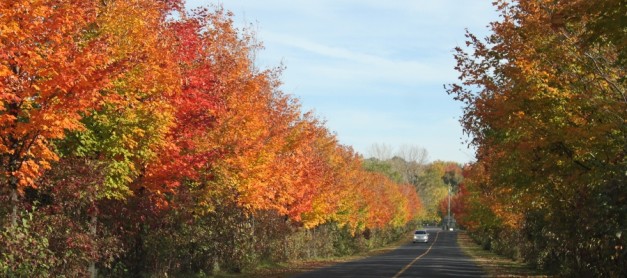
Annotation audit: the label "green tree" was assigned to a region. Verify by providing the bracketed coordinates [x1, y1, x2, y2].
[362, 158, 403, 183]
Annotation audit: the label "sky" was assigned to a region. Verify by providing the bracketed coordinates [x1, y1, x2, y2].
[185, 0, 500, 163]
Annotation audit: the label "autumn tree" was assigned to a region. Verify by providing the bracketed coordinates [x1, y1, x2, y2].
[448, 0, 626, 275]
[0, 0, 121, 226]
[14, 0, 183, 276]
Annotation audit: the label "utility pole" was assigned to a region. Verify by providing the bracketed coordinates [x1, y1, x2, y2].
[447, 184, 451, 230]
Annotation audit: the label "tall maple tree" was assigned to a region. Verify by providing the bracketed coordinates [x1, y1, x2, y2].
[0, 0, 118, 225]
[49, 1, 182, 276]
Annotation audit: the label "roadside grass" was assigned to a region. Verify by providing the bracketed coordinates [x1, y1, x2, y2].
[457, 231, 551, 277]
[212, 233, 414, 278]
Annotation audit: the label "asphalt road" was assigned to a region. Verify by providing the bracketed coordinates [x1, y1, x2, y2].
[293, 229, 485, 278]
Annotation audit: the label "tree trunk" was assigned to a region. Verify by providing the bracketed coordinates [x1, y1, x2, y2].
[9, 155, 20, 226]
[11, 186, 18, 226]
[88, 213, 97, 278]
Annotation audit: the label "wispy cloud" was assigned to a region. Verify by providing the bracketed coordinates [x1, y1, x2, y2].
[261, 31, 454, 92]
[185, 0, 497, 162]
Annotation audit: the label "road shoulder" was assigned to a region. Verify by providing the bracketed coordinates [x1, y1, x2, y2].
[456, 231, 551, 277]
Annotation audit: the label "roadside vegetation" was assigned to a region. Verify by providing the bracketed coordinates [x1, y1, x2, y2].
[223, 231, 414, 278]
[457, 231, 550, 277]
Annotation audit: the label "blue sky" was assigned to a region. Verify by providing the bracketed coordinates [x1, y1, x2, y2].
[186, 1, 499, 163]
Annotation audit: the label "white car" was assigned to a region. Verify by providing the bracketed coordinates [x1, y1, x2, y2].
[413, 230, 429, 243]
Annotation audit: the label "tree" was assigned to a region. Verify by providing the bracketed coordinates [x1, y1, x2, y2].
[447, 0, 626, 275]
[51, 1, 182, 276]
[362, 158, 403, 183]
[0, 0, 120, 226]
[413, 161, 460, 222]
[394, 145, 429, 185]
[367, 143, 394, 160]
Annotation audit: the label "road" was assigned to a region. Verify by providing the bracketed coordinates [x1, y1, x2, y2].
[293, 229, 485, 278]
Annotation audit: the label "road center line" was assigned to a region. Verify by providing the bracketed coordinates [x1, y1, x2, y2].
[392, 231, 440, 278]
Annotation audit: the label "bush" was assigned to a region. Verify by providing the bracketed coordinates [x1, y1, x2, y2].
[0, 210, 57, 277]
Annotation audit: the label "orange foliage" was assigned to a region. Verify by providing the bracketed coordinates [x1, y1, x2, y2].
[0, 0, 114, 192]
[2, 2, 424, 235]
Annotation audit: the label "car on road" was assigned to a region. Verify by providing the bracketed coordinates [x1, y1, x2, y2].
[413, 230, 429, 243]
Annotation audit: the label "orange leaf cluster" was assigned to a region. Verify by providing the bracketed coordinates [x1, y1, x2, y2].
[1, 0, 114, 192]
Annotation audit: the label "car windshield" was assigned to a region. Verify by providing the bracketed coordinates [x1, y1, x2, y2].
[415, 230, 427, 234]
